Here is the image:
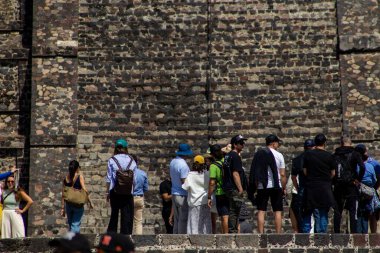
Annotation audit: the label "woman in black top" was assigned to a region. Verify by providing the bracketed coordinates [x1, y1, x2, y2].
[159, 178, 173, 234]
[61, 160, 88, 233]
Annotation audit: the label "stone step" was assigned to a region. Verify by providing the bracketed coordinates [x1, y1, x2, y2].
[1, 234, 379, 253]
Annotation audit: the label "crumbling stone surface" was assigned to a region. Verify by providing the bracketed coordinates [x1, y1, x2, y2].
[338, 0, 380, 51]
[341, 54, 380, 140]
[33, 0, 78, 56]
[31, 57, 78, 145]
[0, 0, 21, 29]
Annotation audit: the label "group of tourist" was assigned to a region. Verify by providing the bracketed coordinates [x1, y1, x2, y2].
[163, 133, 380, 234]
[1, 133, 380, 239]
[288, 135, 380, 234]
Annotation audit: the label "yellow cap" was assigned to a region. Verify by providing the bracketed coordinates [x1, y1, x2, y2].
[194, 155, 205, 164]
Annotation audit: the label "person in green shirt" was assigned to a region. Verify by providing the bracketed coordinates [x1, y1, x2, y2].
[208, 144, 229, 233]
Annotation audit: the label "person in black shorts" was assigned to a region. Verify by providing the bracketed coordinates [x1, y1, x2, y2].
[250, 134, 286, 233]
[208, 144, 229, 233]
[159, 176, 173, 234]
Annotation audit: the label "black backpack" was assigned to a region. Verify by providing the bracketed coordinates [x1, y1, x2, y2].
[221, 152, 248, 192]
[334, 152, 354, 185]
[111, 156, 134, 195]
[221, 152, 233, 192]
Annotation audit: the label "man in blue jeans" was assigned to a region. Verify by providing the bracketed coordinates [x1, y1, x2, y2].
[291, 139, 315, 232]
[302, 134, 336, 233]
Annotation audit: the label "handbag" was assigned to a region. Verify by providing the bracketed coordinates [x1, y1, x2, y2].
[63, 176, 88, 205]
[372, 192, 380, 211]
[359, 183, 374, 199]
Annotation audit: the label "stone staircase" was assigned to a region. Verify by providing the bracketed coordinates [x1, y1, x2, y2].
[1, 234, 380, 253]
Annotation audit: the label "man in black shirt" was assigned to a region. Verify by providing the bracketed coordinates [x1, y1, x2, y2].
[159, 177, 173, 234]
[333, 136, 365, 233]
[302, 134, 336, 233]
[223, 134, 248, 233]
[290, 139, 315, 232]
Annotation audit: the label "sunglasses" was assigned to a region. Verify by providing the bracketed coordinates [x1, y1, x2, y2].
[7, 180, 15, 183]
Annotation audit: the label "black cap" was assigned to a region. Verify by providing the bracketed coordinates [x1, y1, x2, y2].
[355, 144, 367, 155]
[210, 144, 222, 155]
[265, 134, 282, 145]
[97, 232, 135, 253]
[304, 139, 315, 148]
[49, 232, 91, 253]
[314, 134, 327, 146]
[230, 135, 247, 145]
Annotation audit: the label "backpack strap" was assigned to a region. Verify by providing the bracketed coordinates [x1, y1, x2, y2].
[212, 161, 223, 170]
[111, 155, 133, 171]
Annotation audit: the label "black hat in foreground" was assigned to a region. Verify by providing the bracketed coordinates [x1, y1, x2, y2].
[49, 232, 91, 253]
[97, 232, 135, 253]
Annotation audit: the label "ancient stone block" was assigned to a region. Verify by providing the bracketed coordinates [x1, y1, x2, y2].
[338, 0, 380, 51]
[268, 234, 293, 247]
[31, 57, 78, 145]
[33, 0, 78, 56]
[235, 234, 259, 248]
[331, 234, 350, 247]
[341, 54, 380, 140]
[295, 234, 310, 247]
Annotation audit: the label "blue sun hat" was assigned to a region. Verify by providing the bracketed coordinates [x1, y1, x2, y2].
[115, 139, 128, 148]
[175, 143, 193, 156]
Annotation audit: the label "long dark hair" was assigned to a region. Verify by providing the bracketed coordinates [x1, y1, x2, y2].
[114, 145, 128, 155]
[4, 176, 23, 201]
[68, 160, 80, 183]
[4, 176, 15, 190]
[191, 162, 206, 174]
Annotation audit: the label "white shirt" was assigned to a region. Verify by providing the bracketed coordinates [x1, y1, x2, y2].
[258, 148, 285, 189]
[182, 171, 210, 207]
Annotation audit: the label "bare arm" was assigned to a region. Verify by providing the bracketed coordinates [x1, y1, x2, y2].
[169, 205, 174, 225]
[232, 171, 243, 193]
[79, 175, 88, 193]
[17, 190, 33, 214]
[291, 175, 298, 191]
[61, 179, 65, 216]
[330, 169, 336, 179]
[208, 178, 216, 208]
[280, 168, 286, 190]
[161, 193, 172, 202]
[208, 179, 216, 198]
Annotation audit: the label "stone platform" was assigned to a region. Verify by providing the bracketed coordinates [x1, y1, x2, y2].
[1, 234, 380, 253]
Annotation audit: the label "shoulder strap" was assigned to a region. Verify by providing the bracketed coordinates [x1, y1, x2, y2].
[111, 155, 134, 171]
[212, 161, 223, 170]
[1, 190, 14, 204]
[71, 175, 80, 188]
